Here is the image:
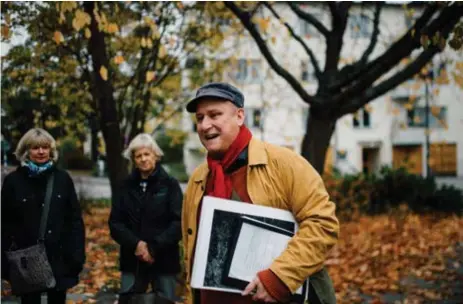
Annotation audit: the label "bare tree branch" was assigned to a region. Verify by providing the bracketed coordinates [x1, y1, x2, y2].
[337, 44, 440, 117]
[249, 2, 264, 18]
[359, 2, 383, 64]
[151, 99, 189, 135]
[328, 2, 339, 25]
[118, 2, 169, 106]
[224, 1, 319, 106]
[288, 2, 329, 37]
[324, 2, 350, 72]
[333, 2, 460, 109]
[263, 2, 321, 77]
[330, 3, 440, 94]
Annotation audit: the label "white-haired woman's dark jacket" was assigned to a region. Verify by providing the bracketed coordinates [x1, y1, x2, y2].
[1, 165, 86, 289]
[109, 165, 183, 275]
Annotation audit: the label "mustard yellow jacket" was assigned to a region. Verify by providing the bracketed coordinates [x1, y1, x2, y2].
[181, 138, 339, 304]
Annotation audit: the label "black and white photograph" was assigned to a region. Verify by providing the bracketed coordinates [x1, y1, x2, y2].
[191, 196, 307, 299]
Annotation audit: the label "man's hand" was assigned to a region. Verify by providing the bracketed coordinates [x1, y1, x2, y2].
[242, 276, 277, 303]
[134, 241, 155, 264]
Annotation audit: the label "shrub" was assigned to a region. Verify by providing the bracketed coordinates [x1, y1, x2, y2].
[59, 137, 94, 170]
[163, 162, 189, 183]
[325, 166, 463, 220]
[63, 151, 94, 170]
[156, 129, 187, 164]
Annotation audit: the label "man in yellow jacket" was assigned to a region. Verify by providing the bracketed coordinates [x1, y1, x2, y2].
[182, 82, 339, 304]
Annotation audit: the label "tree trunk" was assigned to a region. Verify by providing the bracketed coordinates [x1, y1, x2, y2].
[301, 108, 336, 174]
[89, 114, 99, 162]
[84, 1, 127, 197]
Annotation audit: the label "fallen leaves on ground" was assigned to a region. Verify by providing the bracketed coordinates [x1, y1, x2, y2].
[70, 207, 120, 295]
[327, 213, 462, 303]
[3, 207, 462, 304]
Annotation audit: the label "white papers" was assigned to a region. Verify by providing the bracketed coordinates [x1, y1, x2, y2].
[191, 196, 307, 299]
[228, 221, 292, 282]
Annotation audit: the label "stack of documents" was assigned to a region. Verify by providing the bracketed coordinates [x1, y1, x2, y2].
[191, 196, 308, 302]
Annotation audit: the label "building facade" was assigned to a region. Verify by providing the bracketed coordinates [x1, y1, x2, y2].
[182, 2, 463, 177]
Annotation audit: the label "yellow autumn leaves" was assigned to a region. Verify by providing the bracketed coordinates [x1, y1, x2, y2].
[53, 3, 119, 46]
[72, 9, 91, 31]
[99, 65, 155, 83]
[53, 31, 64, 44]
[99, 66, 108, 81]
[146, 71, 156, 83]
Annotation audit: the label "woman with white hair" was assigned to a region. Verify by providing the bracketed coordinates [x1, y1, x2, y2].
[109, 133, 183, 301]
[1, 128, 85, 303]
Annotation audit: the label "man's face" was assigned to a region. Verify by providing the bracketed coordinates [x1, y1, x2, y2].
[195, 99, 244, 158]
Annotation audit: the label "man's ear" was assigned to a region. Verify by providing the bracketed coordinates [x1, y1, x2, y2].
[236, 108, 245, 126]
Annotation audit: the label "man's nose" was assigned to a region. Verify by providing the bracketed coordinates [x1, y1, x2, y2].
[199, 116, 212, 130]
[38, 147, 44, 153]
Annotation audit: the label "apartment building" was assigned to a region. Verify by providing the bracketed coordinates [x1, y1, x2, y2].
[182, 2, 463, 177]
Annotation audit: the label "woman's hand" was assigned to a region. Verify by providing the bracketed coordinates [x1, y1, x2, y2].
[135, 241, 155, 264]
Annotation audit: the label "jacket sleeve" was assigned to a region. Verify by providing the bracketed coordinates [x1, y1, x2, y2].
[1, 174, 14, 280]
[269, 152, 340, 294]
[108, 185, 141, 253]
[148, 178, 183, 251]
[62, 173, 86, 274]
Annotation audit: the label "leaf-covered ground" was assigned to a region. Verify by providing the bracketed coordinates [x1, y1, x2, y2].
[3, 207, 462, 303]
[326, 213, 462, 303]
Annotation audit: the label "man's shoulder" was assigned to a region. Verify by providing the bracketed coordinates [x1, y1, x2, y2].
[189, 162, 208, 180]
[260, 140, 307, 164]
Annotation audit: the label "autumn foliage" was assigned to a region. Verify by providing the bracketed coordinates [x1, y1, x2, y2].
[328, 213, 462, 303]
[2, 204, 461, 303]
[70, 207, 462, 303]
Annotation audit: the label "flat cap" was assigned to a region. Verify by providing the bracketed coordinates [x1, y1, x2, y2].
[186, 82, 244, 113]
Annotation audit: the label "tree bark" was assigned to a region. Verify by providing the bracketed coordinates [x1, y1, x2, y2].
[301, 109, 336, 174]
[84, 1, 127, 197]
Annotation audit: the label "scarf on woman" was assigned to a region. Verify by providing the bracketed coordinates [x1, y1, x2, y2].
[22, 160, 54, 177]
[206, 125, 252, 198]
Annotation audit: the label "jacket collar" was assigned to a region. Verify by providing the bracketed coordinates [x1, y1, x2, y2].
[193, 137, 268, 183]
[128, 164, 168, 185]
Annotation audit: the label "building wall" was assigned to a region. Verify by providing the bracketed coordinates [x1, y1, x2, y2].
[183, 3, 463, 177]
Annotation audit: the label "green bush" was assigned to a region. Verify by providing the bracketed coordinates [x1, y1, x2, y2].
[58, 137, 94, 170]
[62, 151, 94, 170]
[325, 166, 463, 220]
[163, 162, 189, 183]
[156, 129, 187, 164]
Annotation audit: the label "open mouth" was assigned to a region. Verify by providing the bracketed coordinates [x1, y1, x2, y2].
[204, 134, 219, 140]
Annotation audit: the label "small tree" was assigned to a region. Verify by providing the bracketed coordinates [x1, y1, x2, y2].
[2, 1, 221, 196]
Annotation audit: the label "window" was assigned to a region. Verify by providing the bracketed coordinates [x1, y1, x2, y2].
[300, 12, 323, 37]
[407, 106, 447, 128]
[245, 108, 263, 128]
[301, 61, 315, 82]
[236, 59, 248, 82]
[349, 14, 370, 38]
[234, 59, 262, 84]
[353, 107, 371, 128]
[430, 143, 457, 176]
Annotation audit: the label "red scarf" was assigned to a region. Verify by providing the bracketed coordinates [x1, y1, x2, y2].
[206, 125, 252, 198]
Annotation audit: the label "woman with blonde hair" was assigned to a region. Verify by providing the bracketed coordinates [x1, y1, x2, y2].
[1, 128, 85, 304]
[109, 133, 183, 301]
